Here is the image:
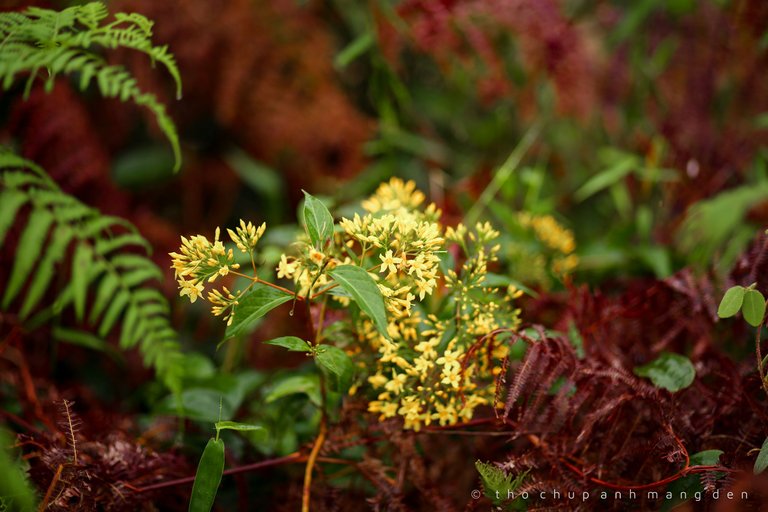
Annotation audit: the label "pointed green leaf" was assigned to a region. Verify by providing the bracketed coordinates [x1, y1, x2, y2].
[120, 266, 163, 287]
[98, 289, 129, 336]
[3, 208, 53, 308]
[634, 352, 696, 392]
[717, 286, 746, 318]
[743, 289, 766, 327]
[327, 265, 389, 339]
[20, 226, 73, 319]
[225, 283, 293, 339]
[302, 191, 334, 248]
[93, 233, 151, 254]
[574, 156, 637, 202]
[214, 421, 266, 440]
[71, 242, 93, 321]
[0, 190, 27, 247]
[89, 272, 119, 324]
[119, 303, 139, 348]
[189, 437, 225, 512]
[315, 345, 354, 393]
[52, 326, 107, 352]
[755, 437, 768, 475]
[80, 214, 136, 238]
[264, 336, 311, 352]
[265, 374, 321, 406]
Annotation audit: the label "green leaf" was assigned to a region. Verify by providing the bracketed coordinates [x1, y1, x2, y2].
[302, 190, 334, 248]
[327, 265, 389, 339]
[755, 437, 768, 475]
[634, 352, 696, 392]
[157, 389, 231, 422]
[475, 461, 527, 504]
[89, 272, 119, 324]
[0, 428, 38, 511]
[189, 437, 225, 512]
[334, 31, 374, 69]
[3, 208, 53, 308]
[690, 449, 723, 466]
[225, 283, 293, 339]
[264, 336, 311, 353]
[20, 225, 73, 318]
[717, 286, 746, 318]
[574, 156, 637, 202]
[0, 190, 27, 247]
[265, 374, 321, 406]
[98, 289, 129, 336]
[215, 421, 266, 440]
[71, 242, 93, 322]
[661, 450, 723, 511]
[315, 345, 354, 393]
[743, 289, 766, 327]
[52, 326, 121, 361]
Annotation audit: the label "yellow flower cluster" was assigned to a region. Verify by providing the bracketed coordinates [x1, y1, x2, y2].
[339, 179, 443, 320]
[517, 213, 575, 254]
[227, 220, 266, 254]
[170, 221, 266, 324]
[514, 212, 579, 283]
[360, 177, 427, 214]
[170, 227, 240, 300]
[361, 215, 519, 431]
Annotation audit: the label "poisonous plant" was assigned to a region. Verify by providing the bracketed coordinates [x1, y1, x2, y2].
[0, 2, 182, 170]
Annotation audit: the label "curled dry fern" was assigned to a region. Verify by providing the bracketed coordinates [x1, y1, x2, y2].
[0, 150, 184, 393]
[0, 2, 182, 170]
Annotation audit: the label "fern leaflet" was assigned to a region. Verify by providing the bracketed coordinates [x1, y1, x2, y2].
[0, 149, 185, 394]
[0, 2, 183, 171]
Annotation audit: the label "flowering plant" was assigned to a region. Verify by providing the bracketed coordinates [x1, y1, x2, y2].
[171, 177, 577, 509]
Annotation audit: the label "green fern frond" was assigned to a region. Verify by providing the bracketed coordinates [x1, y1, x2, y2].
[0, 2, 183, 171]
[0, 150, 185, 393]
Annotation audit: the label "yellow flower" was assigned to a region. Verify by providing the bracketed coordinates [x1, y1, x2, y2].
[433, 402, 458, 426]
[436, 348, 462, 370]
[276, 254, 298, 279]
[178, 279, 204, 303]
[440, 365, 462, 388]
[367, 373, 388, 388]
[227, 219, 266, 253]
[384, 371, 408, 395]
[379, 250, 402, 274]
[309, 249, 325, 265]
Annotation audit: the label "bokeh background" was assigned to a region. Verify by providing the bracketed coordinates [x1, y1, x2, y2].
[3, 0, 768, 510]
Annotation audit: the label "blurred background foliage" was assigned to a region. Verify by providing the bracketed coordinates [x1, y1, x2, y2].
[2, 0, 768, 509]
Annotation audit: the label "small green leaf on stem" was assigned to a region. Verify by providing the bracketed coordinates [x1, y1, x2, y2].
[327, 265, 389, 339]
[189, 437, 225, 512]
[215, 421, 267, 440]
[302, 191, 334, 248]
[264, 336, 312, 352]
[315, 345, 354, 393]
[742, 289, 766, 327]
[717, 286, 745, 318]
[225, 283, 293, 339]
[634, 352, 696, 392]
[265, 374, 321, 406]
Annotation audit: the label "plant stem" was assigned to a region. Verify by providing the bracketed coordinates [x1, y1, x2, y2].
[756, 321, 768, 398]
[301, 415, 327, 512]
[228, 270, 299, 297]
[315, 296, 327, 344]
